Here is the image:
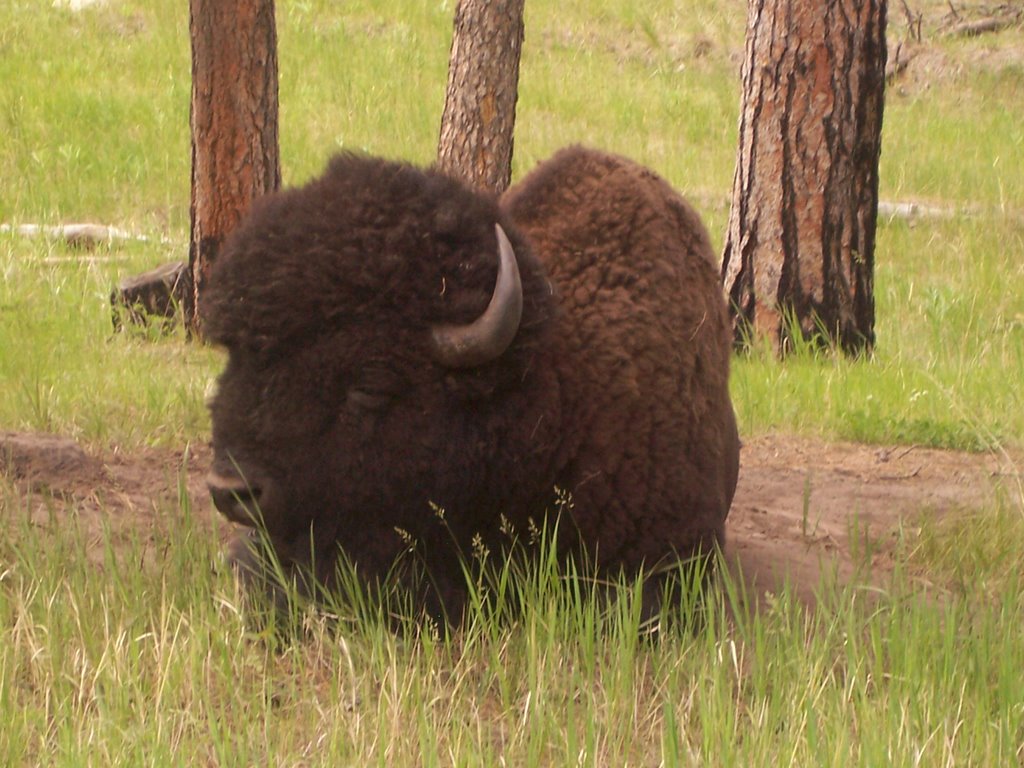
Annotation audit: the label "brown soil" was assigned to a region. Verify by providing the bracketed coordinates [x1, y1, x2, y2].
[728, 434, 1018, 605]
[2, 431, 1019, 605]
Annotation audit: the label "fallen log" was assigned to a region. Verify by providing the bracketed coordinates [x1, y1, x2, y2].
[946, 14, 1020, 37]
[110, 261, 188, 331]
[0, 222, 144, 249]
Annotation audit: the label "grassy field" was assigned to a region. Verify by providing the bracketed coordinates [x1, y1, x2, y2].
[1, 0, 1023, 764]
[3, 499, 1023, 766]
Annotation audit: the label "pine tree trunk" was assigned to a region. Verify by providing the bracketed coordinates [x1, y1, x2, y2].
[185, 0, 281, 337]
[721, 0, 887, 355]
[437, 0, 525, 195]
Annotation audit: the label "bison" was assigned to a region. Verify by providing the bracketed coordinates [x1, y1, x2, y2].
[204, 146, 740, 621]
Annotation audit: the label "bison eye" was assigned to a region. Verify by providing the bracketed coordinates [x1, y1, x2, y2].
[345, 366, 408, 414]
[345, 388, 393, 413]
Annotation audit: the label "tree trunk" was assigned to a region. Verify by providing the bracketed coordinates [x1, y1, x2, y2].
[437, 0, 525, 195]
[721, 0, 887, 355]
[185, 0, 281, 337]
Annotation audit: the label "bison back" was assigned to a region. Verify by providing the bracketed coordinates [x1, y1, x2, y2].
[501, 146, 739, 571]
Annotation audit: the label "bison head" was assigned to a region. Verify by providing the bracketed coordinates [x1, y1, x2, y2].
[202, 154, 554, 601]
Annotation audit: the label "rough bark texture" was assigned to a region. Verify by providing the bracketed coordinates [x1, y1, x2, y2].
[721, 0, 887, 355]
[185, 0, 281, 337]
[437, 0, 524, 195]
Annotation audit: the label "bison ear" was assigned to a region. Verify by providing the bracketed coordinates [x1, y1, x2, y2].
[429, 224, 523, 369]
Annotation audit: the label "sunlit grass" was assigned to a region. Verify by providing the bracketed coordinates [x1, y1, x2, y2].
[0, 234, 218, 449]
[3, 0, 1021, 451]
[2, 482, 1023, 766]
[732, 214, 1024, 450]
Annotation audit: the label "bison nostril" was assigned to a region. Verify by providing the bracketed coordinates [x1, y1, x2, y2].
[207, 472, 263, 525]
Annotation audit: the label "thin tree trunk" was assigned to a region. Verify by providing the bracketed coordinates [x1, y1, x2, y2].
[721, 0, 887, 355]
[185, 0, 281, 336]
[437, 0, 525, 195]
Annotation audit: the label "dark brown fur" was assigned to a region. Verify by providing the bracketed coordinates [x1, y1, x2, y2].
[205, 146, 739, 619]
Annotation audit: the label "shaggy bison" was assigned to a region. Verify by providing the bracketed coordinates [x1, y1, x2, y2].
[204, 146, 739, 620]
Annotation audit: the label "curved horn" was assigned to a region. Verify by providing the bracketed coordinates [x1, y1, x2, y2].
[430, 224, 523, 368]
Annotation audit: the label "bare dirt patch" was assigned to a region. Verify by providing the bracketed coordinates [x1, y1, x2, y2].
[1, 431, 220, 565]
[728, 434, 1018, 605]
[2, 431, 1018, 605]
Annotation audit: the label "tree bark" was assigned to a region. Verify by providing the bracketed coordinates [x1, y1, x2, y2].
[721, 0, 887, 355]
[185, 0, 281, 336]
[437, 0, 525, 195]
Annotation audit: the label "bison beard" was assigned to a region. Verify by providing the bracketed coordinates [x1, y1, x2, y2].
[203, 146, 740, 624]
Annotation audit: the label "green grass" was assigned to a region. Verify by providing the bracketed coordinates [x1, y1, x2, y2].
[1, 0, 1023, 764]
[732, 215, 1024, 449]
[0, 236, 218, 450]
[2, 483, 1023, 766]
